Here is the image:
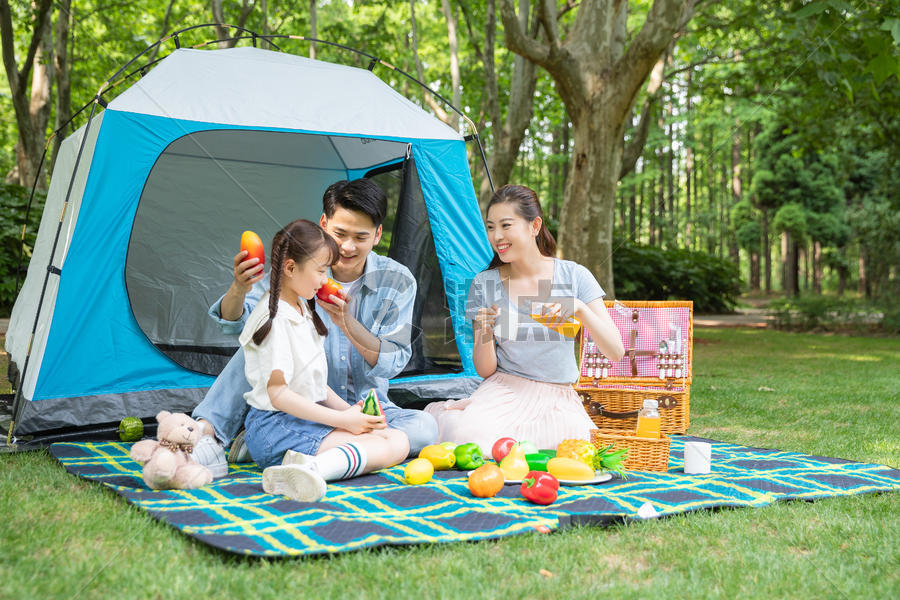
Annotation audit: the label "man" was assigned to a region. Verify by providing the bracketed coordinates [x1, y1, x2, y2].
[191, 178, 437, 476]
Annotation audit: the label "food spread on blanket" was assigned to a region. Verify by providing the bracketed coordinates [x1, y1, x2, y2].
[467, 464, 504, 498]
[498, 443, 530, 480]
[418, 444, 456, 470]
[404, 458, 434, 485]
[453, 443, 484, 470]
[117, 416, 144, 442]
[521, 471, 560, 505]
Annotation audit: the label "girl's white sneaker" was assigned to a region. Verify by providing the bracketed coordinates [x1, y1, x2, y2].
[261, 464, 326, 502]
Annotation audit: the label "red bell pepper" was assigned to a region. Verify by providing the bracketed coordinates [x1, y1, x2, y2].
[520, 470, 559, 505]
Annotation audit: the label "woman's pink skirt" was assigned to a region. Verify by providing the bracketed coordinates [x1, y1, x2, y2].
[424, 371, 595, 453]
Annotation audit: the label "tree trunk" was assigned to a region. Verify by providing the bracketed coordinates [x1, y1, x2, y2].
[499, 0, 697, 296]
[470, 0, 539, 204]
[629, 160, 638, 240]
[558, 111, 623, 295]
[858, 252, 867, 297]
[51, 0, 72, 171]
[441, 0, 461, 132]
[0, 0, 54, 189]
[762, 208, 771, 293]
[800, 243, 808, 292]
[309, 0, 317, 59]
[782, 231, 799, 297]
[813, 240, 822, 294]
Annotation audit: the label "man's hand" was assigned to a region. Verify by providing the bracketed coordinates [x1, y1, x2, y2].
[232, 250, 265, 294]
[316, 293, 351, 331]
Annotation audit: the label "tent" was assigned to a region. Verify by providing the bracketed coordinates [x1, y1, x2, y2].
[5, 45, 493, 441]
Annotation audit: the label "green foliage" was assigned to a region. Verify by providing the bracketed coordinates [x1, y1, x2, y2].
[0, 184, 44, 316]
[612, 238, 742, 312]
[769, 295, 897, 334]
[772, 203, 807, 241]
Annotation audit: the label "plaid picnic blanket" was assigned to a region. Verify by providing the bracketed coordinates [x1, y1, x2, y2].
[49, 436, 900, 557]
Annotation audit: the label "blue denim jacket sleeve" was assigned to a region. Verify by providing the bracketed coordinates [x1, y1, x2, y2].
[207, 275, 268, 336]
[362, 267, 417, 380]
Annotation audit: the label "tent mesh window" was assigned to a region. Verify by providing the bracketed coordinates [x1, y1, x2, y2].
[369, 159, 462, 377]
[125, 129, 461, 377]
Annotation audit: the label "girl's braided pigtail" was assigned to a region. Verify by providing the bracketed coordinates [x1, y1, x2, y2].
[252, 234, 288, 345]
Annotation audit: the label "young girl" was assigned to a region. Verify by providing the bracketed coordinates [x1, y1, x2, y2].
[240, 219, 409, 502]
[425, 185, 626, 452]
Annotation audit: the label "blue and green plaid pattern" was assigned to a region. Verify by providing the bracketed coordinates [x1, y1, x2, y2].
[49, 436, 899, 557]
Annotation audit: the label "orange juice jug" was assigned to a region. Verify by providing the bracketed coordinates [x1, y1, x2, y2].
[635, 399, 661, 439]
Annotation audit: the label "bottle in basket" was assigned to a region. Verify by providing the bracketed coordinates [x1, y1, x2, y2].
[635, 398, 661, 439]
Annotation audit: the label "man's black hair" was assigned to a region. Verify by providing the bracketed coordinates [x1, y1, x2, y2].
[322, 178, 387, 227]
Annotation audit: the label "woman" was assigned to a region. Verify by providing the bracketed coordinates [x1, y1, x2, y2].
[425, 185, 625, 452]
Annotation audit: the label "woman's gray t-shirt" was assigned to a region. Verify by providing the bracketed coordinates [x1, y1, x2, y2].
[466, 259, 606, 384]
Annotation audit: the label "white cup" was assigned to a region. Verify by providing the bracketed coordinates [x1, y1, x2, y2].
[684, 441, 712, 474]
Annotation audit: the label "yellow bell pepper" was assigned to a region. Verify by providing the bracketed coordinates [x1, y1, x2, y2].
[418, 444, 456, 470]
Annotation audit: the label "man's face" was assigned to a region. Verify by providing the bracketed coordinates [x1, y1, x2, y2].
[320, 207, 382, 280]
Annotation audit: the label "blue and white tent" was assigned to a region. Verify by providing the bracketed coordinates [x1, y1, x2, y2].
[6, 46, 492, 438]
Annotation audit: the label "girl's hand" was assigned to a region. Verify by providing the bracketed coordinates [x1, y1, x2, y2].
[474, 304, 499, 342]
[231, 250, 265, 294]
[337, 402, 387, 435]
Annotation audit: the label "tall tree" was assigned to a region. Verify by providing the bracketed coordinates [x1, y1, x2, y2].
[0, 0, 53, 188]
[499, 0, 696, 296]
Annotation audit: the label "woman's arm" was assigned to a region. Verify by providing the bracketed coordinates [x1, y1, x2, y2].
[575, 298, 625, 361]
[267, 371, 385, 434]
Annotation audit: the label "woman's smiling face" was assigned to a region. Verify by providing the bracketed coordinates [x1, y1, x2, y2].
[485, 202, 540, 263]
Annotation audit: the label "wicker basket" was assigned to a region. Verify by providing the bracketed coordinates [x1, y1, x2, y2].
[591, 428, 671, 472]
[577, 383, 690, 434]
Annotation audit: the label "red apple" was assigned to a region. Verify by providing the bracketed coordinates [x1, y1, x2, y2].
[316, 277, 344, 304]
[491, 437, 517, 463]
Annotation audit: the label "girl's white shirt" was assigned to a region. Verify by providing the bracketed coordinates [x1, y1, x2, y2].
[239, 293, 328, 411]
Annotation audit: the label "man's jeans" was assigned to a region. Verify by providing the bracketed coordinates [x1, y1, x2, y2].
[192, 349, 437, 458]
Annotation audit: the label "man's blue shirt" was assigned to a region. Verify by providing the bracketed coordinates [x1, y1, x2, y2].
[208, 252, 417, 405]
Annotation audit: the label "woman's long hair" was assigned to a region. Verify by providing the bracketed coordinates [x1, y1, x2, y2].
[486, 184, 557, 269]
[252, 219, 339, 345]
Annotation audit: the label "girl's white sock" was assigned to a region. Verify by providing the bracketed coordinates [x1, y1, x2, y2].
[310, 443, 368, 481]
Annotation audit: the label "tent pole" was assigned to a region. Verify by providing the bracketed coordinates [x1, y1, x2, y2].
[7, 97, 102, 443]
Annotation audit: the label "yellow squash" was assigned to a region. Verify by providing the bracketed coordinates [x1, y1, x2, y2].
[547, 457, 595, 481]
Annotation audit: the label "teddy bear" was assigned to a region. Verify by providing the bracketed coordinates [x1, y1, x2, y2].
[129, 410, 213, 490]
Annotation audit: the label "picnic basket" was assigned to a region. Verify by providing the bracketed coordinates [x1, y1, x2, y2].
[591, 428, 671, 472]
[576, 300, 693, 434]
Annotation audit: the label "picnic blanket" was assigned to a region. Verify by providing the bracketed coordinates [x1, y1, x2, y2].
[49, 436, 900, 557]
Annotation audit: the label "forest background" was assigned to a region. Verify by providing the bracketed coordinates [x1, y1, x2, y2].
[1, 0, 897, 320]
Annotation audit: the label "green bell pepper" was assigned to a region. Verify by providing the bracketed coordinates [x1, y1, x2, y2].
[525, 452, 551, 472]
[453, 443, 484, 470]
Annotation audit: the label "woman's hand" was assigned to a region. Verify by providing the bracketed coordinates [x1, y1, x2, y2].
[335, 402, 387, 435]
[474, 304, 499, 342]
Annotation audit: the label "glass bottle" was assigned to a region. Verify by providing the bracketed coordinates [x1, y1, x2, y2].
[635, 398, 661, 439]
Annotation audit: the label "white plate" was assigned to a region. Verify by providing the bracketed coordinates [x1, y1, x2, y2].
[558, 472, 613, 486]
[471, 471, 614, 486]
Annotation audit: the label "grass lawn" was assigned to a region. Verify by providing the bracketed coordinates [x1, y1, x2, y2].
[1, 327, 898, 599]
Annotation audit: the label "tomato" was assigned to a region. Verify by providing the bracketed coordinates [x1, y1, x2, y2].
[468, 463, 505, 498]
[404, 458, 434, 485]
[491, 437, 517, 463]
[316, 277, 344, 304]
[240, 230, 265, 267]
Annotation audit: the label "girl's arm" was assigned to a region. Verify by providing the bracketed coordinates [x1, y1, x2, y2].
[472, 305, 500, 378]
[267, 371, 385, 435]
[575, 299, 625, 361]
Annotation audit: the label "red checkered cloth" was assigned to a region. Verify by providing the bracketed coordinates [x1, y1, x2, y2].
[581, 305, 691, 379]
